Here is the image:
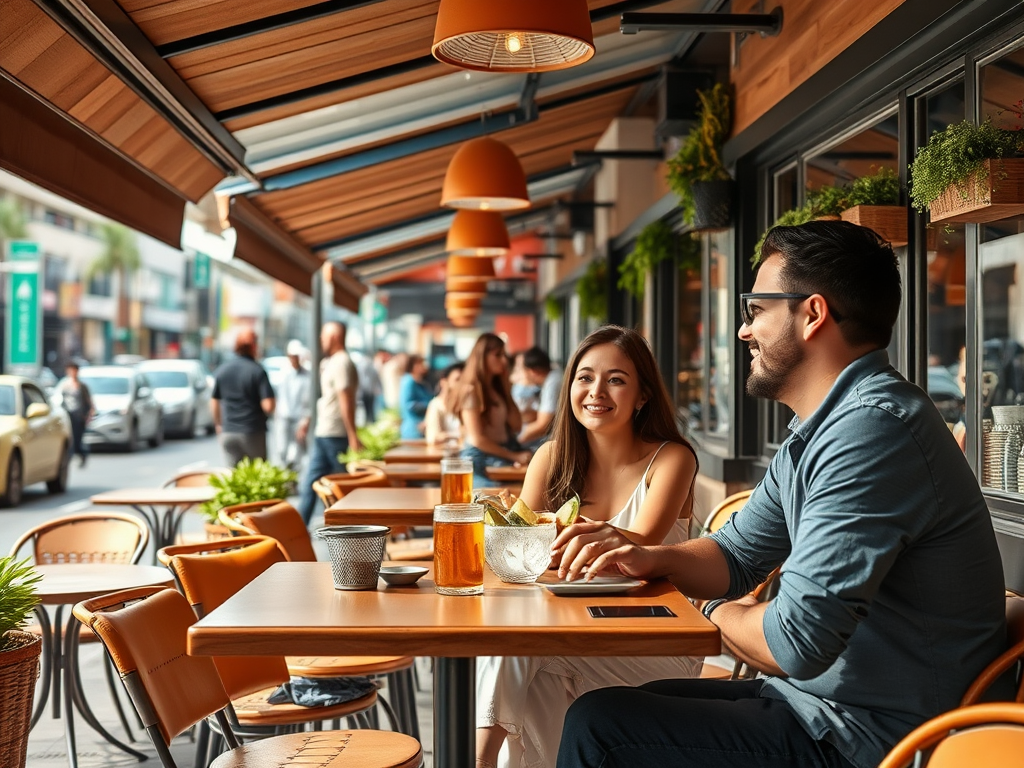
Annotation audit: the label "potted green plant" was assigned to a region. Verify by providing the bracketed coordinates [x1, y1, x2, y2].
[617, 221, 701, 300]
[341, 411, 401, 464]
[0, 556, 42, 768]
[576, 258, 608, 322]
[909, 118, 1024, 223]
[198, 458, 298, 538]
[545, 295, 563, 322]
[840, 167, 906, 245]
[666, 83, 734, 231]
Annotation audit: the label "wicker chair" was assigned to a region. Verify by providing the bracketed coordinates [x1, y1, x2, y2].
[72, 586, 422, 768]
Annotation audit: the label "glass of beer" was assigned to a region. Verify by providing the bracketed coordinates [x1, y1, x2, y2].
[433, 503, 484, 595]
[441, 458, 473, 504]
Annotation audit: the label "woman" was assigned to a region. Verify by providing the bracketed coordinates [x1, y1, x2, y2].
[475, 325, 700, 768]
[425, 362, 465, 446]
[448, 333, 531, 486]
[398, 354, 433, 439]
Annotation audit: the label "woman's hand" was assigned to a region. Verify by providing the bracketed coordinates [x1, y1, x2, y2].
[551, 519, 636, 581]
[510, 450, 532, 467]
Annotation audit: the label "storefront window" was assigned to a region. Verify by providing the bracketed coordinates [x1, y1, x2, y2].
[676, 252, 702, 435]
[707, 230, 731, 437]
[978, 45, 1024, 495]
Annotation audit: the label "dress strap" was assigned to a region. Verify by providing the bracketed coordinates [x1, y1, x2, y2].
[642, 441, 670, 483]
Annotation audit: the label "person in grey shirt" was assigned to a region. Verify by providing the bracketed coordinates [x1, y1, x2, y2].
[554, 220, 1008, 768]
[274, 339, 311, 471]
[517, 346, 562, 451]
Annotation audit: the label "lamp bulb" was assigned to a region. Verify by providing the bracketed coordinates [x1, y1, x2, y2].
[505, 33, 523, 55]
[479, 201, 490, 211]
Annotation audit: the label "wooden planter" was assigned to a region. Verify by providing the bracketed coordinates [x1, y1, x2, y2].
[0, 631, 42, 768]
[928, 158, 1024, 224]
[840, 205, 909, 246]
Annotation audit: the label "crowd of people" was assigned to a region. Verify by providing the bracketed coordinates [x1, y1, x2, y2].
[199, 219, 1012, 768]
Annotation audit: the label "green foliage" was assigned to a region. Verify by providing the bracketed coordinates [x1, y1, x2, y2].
[752, 168, 901, 264]
[576, 259, 608, 322]
[0, 198, 28, 242]
[666, 83, 733, 224]
[87, 222, 140, 280]
[909, 119, 1024, 212]
[198, 458, 297, 523]
[545, 295, 563, 322]
[341, 411, 400, 463]
[618, 220, 676, 299]
[0, 556, 41, 649]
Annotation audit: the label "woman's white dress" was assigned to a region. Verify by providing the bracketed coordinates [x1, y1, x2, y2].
[475, 443, 701, 768]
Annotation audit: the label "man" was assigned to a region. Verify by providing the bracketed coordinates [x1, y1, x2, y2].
[355, 350, 383, 425]
[211, 328, 275, 466]
[517, 346, 561, 450]
[298, 321, 361, 525]
[57, 361, 93, 467]
[274, 339, 311, 471]
[556, 221, 1008, 768]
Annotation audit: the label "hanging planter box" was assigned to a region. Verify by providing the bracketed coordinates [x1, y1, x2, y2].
[691, 179, 734, 231]
[840, 205, 909, 246]
[928, 158, 1024, 224]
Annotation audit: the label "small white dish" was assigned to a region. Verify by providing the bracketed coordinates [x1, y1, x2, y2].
[378, 565, 429, 587]
[537, 575, 644, 596]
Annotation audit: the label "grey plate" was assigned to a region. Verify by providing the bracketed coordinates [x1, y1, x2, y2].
[379, 565, 429, 586]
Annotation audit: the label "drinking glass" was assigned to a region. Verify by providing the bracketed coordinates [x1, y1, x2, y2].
[441, 458, 473, 504]
[433, 503, 484, 595]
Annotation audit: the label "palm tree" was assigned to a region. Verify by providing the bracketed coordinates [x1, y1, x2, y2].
[87, 223, 140, 356]
[0, 197, 28, 247]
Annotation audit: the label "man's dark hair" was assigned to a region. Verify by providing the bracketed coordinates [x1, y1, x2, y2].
[522, 346, 552, 372]
[442, 362, 465, 379]
[405, 354, 423, 374]
[759, 220, 901, 349]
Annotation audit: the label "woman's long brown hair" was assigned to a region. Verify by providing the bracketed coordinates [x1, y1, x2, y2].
[446, 332, 518, 428]
[544, 325, 697, 513]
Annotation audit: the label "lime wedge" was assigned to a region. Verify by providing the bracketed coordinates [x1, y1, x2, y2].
[555, 494, 580, 530]
[506, 497, 538, 526]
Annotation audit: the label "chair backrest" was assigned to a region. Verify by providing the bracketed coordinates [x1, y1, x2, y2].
[324, 467, 390, 500]
[701, 489, 753, 535]
[160, 536, 289, 699]
[73, 586, 232, 752]
[220, 501, 317, 562]
[877, 702, 1024, 768]
[962, 594, 1024, 706]
[162, 467, 231, 488]
[312, 478, 338, 510]
[10, 512, 149, 564]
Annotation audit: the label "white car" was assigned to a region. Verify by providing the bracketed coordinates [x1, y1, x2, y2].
[137, 359, 214, 438]
[78, 366, 163, 451]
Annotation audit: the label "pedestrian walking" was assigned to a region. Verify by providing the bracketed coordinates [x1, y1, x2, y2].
[57, 361, 93, 467]
[298, 321, 361, 524]
[274, 339, 311, 471]
[210, 328, 275, 466]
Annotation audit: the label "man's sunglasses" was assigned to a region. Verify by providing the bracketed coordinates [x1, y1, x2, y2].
[739, 293, 845, 326]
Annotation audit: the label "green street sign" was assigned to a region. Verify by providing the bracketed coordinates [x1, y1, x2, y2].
[372, 300, 387, 324]
[194, 251, 211, 289]
[4, 240, 41, 373]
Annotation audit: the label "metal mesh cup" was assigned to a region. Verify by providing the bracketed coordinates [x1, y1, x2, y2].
[315, 525, 390, 590]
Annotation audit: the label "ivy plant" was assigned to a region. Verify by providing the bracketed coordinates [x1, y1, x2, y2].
[666, 83, 733, 225]
[576, 259, 608, 322]
[0, 556, 41, 650]
[198, 458, 298, 523]
[909, 119, 1024, 212]
[618, 220, 676, 299]
[545, 295, 563, 321]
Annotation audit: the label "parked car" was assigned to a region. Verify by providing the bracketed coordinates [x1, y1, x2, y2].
[0, 375, 72, 506]
[76, 366, 163, 451]
[136, 359, 214, 438]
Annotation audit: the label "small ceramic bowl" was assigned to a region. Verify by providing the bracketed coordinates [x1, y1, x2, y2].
[378, 565, 429, 587]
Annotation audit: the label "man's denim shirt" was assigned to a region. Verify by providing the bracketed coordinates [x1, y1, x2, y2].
[711, 350, 1007, 768]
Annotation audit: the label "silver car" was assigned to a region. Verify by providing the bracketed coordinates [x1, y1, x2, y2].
[136, 359, 214, 438]
[78, 366, 164, 451]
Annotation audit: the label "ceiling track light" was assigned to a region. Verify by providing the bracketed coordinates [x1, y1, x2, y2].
[620, 8, 783, 36]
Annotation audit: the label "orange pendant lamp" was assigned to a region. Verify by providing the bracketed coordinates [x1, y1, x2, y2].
[445, 294, 483, 311]
[432, 0, 595, 73]
[445, 281, 487, 298]
[449, 315, 478, 328]
[441, 138, 529, 210]
[446, 210, 510, 256]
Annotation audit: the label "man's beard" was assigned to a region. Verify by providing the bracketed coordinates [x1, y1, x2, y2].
[746, 324, 803, 400]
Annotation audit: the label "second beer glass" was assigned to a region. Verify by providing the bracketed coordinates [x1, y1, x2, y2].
[433, 503, 484, 595]
[441, 458, 473, 504]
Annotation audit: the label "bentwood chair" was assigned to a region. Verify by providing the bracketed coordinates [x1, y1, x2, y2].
[161, 467, 232, 489]
[213, 503, 421, 735]
[877, 703, 1024, 768]
[11, 512, 150, 735]
[961, 593, 1024, 706]
[324, 467, 391, 499]
[701, 489, 754, 535]
[72, 586, 423, 768]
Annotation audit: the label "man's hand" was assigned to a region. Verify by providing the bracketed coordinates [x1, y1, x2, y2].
[349, 434, 362, 453]
[555, 524, 661, 582]
[295, 418, 309, 444]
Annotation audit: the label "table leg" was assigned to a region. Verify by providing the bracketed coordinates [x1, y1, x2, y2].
[129, 505, 161, 562]
[434, 657, 475, 768]
[30, 605, 53, 729]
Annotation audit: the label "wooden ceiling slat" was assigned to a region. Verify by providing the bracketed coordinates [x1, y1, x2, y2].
[116, 0, 325, 47]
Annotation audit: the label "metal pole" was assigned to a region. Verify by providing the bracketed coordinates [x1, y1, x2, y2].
[309, 271, 323, 433]
[434, 657, 475, 768]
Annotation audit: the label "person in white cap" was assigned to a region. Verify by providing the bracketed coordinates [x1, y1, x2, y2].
[274, 339, 311, 471]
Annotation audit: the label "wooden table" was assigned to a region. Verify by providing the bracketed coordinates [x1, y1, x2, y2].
[35, 564, 175, 768]
[326, 487, 441, 527]
[188, 561, 718, 768]
[383, 444, 448, 463]
[90, 487, 216, 558]
[382, 462, 442, 484]
[485, 465, 527, 483]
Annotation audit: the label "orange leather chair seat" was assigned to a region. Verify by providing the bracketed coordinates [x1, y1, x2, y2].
[209, 730, 422, 768]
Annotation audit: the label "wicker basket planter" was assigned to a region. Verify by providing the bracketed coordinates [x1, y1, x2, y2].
[0, 631, 42, 768]
[840, 205, 908, 246]
[928, 158, 1024, 224]
[690, 179, 734, 231]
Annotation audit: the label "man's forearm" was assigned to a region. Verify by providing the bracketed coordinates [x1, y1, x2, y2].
[519, 413, 553, 443]
[709, 600, 786, 677]
[657, 537, 733, 599]
[338, 390, 359, 440]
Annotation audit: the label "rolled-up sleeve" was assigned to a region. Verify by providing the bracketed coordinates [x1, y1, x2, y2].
[759, 406, 935, 679]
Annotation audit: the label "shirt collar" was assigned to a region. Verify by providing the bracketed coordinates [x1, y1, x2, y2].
[788, 349, 892, 441]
